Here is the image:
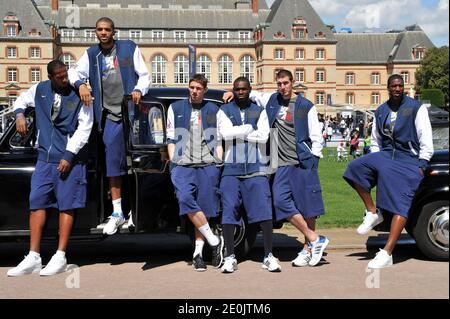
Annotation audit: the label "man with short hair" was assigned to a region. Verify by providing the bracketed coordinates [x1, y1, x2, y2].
[224, 69, 330, 267]
[68, 17, 150, 235]
[343, 74, 433, 269]
[167, 74, 224, 271]
[8, 60, 93, 277]
[218, 77, 280, 273]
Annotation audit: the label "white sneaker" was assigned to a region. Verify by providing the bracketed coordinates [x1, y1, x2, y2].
[292, 248, 311, 267]
[40, 253, 68, 276]
[221, 255, 238, 273]
[368, 249, 393, 269]
[309, 236, 330, 266]
[103, 214, 126, 235]
[7, 254, 42, 277]
[357, 209, 384, 235]
[262, 253, 281, 272]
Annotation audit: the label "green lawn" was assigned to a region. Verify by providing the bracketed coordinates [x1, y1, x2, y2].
[316, 150, 364, 228]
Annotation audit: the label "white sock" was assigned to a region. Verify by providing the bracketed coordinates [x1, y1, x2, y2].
[193, 240, 205, 258]
[28, 251, 40, 258]
[198, 223, 219, 246]
[55, 250, 66, 258]
[112, 198, 123, 216]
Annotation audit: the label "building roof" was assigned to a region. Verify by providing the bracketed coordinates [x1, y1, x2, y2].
[36, 0, 270, 30]
[336, 27, 435, 64]
[0, 0, 52, 39]
[262, 0, 336, 42]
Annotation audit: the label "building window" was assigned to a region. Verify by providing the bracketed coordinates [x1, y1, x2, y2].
[60, 53, 76, 69]
[295, 69, 305, 83]
[129, 30, 142, 40]
[345, 72, 354, 85]
[401, 71, 410, 84]
[295, 48, 305, 60]
[346, 93, 354, 105]
[371, 72, 380, 85]
[315, 69, 325, 83]
[151, 55, 167, 84]
[275, 48, 285, 60]
[30, 47, 41, 58]
[31, 68, 41, 83]
[240, 55, 255, 83]
[7, 47, 17, 58]
[174, 31, 186, 43]
[152, 30, 164, 43]
[7, 68, 18, 82]
[371, 93, 380, 105]
[293, 29, 307, 39]
[115, 30, 121, 39]
[316, 92, 325, 105]
[174, 55, 189, 84]
[84, 29, 96, 40]
[196, 31, 208, 43]
[61, 29, 74, 41]
[217, 31, 229, 43]
[218, 55, 233, 84]
[197, 55, 211, 82]
[7, 25, 17, 37]
[413, 48, 425, 60]
[315, 48, 325, 60]
[239, 31, 252, 43]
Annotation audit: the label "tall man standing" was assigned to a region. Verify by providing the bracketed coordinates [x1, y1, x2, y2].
[167, 74, 224, 271]
[8, 60, 93, 277]
[69, 17, 150, 235]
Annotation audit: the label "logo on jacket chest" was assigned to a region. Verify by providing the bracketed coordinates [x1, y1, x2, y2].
[65, 101, 78, 111]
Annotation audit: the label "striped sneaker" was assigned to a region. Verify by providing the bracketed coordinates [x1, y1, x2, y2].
[262, 253, 281, 272]
[292, 248, 311, 267]
[308, 236, 330, 266]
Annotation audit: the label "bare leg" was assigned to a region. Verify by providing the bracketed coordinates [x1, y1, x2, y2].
[303, 218, 316, 251]
[354, 183, 376, 213]
[188, 211, 208, 228]
[29, 210, 47, 253]
[288, 213, 318, 244]
[110, 176, 122, 201]
[57, 211, 74, 252]
[384, 215, 407, 255]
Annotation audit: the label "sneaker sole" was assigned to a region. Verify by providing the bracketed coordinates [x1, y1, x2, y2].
[39, 265, 68, 276]
[7, 267, 42, 277]
[261, 265, 282, 272]
[357, 217, 384, 235]
[367, 263, 393, 269]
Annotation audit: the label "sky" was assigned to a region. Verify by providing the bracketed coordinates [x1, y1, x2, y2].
[266, 0, 449, 47]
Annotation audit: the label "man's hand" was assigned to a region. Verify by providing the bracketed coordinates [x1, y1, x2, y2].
[16, 114, 28, 136]
[57, 159, 71, 174]
[222, 91, 234, 103]
[131, 90, 142, 105]
[79, 83, 93, 106]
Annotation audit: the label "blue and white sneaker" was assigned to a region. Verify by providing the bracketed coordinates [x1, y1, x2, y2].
[308, 236, 330, 266]
[103, 212, 126, 235]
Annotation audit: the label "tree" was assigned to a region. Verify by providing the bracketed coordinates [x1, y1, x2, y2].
[415, 46, 449, 109]
[421, 89, 445, 107]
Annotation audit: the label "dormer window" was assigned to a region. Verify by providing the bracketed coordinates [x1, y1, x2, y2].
[292, 17, 307, 39]
[3, 12, 20, 37]
[413, 47, 426, 60]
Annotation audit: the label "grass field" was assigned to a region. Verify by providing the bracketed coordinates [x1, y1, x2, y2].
[277, 147, 371, 229]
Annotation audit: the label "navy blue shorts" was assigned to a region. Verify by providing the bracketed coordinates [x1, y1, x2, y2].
[273, 165, 325, 221]
[29, 160, 87, 211]
[103, 118, 127, 177]
[220, 176, 272, 225]
[170, 165, 221, 217]
[343, 152, 423, 217]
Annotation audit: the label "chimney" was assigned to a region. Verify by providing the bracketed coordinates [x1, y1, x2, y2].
[252, 0, 258, 14]
[51, 0, 59, 12]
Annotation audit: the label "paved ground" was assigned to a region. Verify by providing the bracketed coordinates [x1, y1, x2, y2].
[0, 228, 448, 299]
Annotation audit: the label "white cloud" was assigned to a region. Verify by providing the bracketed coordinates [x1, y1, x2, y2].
[308, 0, 449, 44]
